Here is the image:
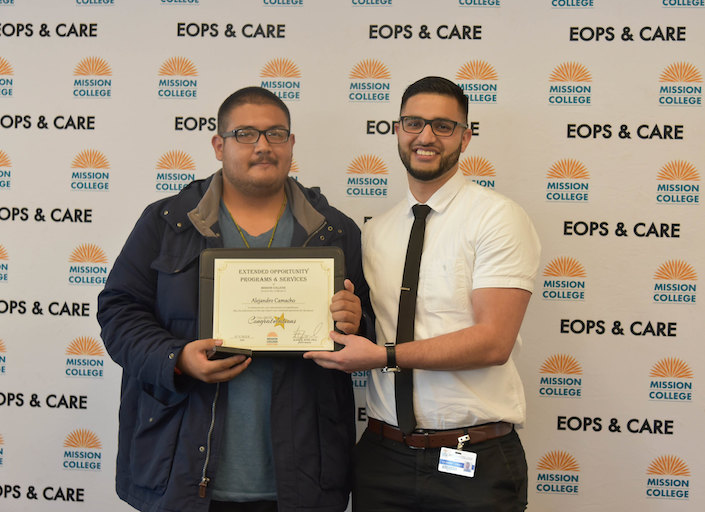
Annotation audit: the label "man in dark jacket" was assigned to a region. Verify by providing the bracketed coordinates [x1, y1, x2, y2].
[97, 86, 370, 512]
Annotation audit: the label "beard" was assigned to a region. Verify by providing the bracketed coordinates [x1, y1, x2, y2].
[223, 158, 290, 198]
[398, 143, 462, 182]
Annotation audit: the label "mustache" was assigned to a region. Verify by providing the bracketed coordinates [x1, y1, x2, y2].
[250, 156, 277, 165]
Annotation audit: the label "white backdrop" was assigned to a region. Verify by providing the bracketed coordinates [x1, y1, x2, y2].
[0, 1, 702, 511]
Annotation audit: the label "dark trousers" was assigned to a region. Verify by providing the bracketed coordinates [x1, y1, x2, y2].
[209, 500, 277, 512]
[353, 428, 527, 512]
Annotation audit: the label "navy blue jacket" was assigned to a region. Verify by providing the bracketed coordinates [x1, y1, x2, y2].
[98, 172, 370, 512]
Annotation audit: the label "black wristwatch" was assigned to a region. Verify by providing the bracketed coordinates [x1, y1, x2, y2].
[381, 343, 400, 373]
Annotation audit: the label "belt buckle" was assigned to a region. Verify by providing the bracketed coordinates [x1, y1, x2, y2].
[404, 431, 429, 450]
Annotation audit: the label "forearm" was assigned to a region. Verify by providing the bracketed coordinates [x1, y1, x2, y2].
[394, 288, 531, 371]
[394, 324, 513, 371]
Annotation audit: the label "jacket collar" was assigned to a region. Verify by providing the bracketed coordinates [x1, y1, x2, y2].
[186, 170, 326, 238]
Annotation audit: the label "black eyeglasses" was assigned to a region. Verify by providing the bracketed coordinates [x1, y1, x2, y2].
[399, 116, 467, 137]
[221, 127, 291, 144]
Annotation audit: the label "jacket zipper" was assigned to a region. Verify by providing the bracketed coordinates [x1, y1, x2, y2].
[199, 382, 220, 498]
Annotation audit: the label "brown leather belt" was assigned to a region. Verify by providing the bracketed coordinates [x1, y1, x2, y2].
[367, 417, 513, 449]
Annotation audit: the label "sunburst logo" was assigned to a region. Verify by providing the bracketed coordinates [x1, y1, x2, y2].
[546, 159, 590, 202]
[0, 339, 6, 352]
[537, 451, 580, 472]
[73, 57, 112, 99]
[649, 358, 694, 403]
[547, 159, 589, 179]
[68, 244, 109, 286]
[654, 260, 697, 281]
[658, 62, 702, 107]
[155, 150, 197, 193]
[658, 160, 700, 181]
[0, 57, 13, 75]
[653, 260, 697, 304]
[548, 62, 592, 106]
[69, 244, 107, 264]
[63, 429, 103, 471]
[260, 58, 302, 101]
[64, 429, 102, 450]
[66, 337, 104, 357]
[648, 455, 690, 477]
[460, 156, 495, 189]
[74, 57, 111, 77]
[660, 63, 702, 83]
[0, 150, 10, 168]
[156, 150, 194, 170]
[460, 156, 495, 177]
[156, 150, 195, 171]
[536, 450, 580, 495]
[349, 59, 391, 103]
[0, 245, 7, 260]
[349, 59, 390, 80]
[0, 149, 11, 190]
[158, 57, 198, 99]
[0, 57, 14, 97]
[345, 155, 389, 198]
[66, 337, 105, 379]
[347, 155, 388, 175]
[540, 354, 582, 375]
[70, 149, 110, 192]
[656, 160, 700, 205]
[261, 58, 301, 78]
[550, 62, 592, 82]
[544, 257, 586, 278]
[456, 60, 498, 104]
[159, 57, 198, 77]
[71, 150, 109, 169]
[539, 355, 583, 398]
[645, 455, 691, 500]
[457, 60, 498, 81]
[542, 257, 586, 302]
[650, 357, 693, 379]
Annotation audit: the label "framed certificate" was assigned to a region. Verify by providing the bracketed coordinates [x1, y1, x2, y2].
[199, 247, 345, 357]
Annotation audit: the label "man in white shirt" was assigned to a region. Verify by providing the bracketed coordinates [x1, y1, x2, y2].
[306, 76, 541, 511]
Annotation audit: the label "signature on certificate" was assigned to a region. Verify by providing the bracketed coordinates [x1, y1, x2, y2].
[292, 323, 323, 344]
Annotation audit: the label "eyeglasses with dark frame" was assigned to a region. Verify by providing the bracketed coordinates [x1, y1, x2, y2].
[221, 127, 291, 144]
[399, 116, 468, 137]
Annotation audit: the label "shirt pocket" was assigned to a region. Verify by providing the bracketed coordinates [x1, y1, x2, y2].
[420, 256, 468, 314]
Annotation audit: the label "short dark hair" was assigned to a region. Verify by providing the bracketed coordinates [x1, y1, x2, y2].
[400, 76, 468, 123]
[217, 86, 291, 134]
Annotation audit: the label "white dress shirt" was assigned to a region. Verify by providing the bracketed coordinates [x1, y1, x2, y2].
[362, 170, 541, 429]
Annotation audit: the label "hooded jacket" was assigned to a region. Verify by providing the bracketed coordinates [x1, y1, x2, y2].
[98, 172, 370, 512]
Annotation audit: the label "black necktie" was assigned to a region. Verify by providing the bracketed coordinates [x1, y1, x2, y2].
[395, 204, 431, 435]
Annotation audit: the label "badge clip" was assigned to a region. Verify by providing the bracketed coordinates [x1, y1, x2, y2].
[456, 434, 470, 450]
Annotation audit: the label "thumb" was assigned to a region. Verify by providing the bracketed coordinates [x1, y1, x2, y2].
[344, 278, 355, 294]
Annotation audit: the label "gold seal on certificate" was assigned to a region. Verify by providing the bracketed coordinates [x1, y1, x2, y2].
[199, 247, 345, 357]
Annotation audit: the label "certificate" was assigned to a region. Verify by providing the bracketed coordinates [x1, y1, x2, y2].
[199, 247, 345, 356]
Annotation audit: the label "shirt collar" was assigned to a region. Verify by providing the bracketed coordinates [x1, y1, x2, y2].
[405, 169, 465, 215]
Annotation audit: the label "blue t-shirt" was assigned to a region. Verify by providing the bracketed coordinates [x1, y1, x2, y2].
[211, 198, 294, 502]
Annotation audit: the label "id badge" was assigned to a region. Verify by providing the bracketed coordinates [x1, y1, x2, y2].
[438, 447, 477, 478]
